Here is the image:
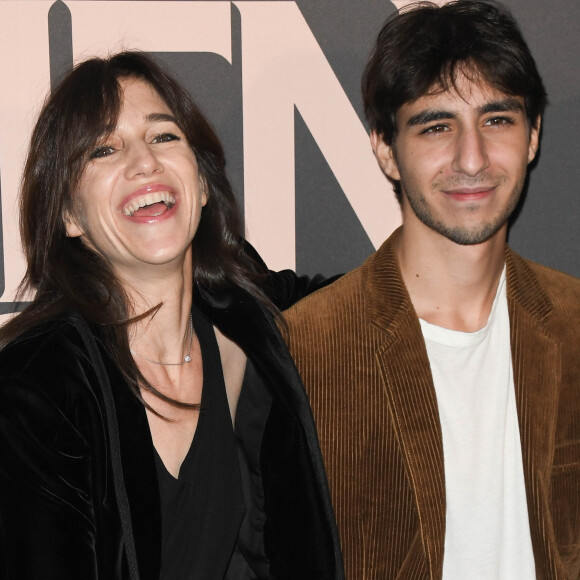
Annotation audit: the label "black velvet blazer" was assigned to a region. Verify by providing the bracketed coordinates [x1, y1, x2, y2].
[0, 271, 344, 579]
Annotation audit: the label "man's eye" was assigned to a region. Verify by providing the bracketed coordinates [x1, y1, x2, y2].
[152, 132, 180, 144]
[422, 124, 448, 135]
[89, 145, 115, 159]
[485, 116, 514, 126]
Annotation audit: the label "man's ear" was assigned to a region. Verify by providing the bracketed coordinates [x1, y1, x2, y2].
[370, 131, 401, 181]
[64, 211, 84, 238]
[528, 115, 542, 164]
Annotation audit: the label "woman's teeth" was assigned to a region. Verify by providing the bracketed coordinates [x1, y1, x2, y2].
[123, 191, 175, 216]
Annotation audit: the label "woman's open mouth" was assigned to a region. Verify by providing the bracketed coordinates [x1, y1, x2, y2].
[122, 191, 176, 218]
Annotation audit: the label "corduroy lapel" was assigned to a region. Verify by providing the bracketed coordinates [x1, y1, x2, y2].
[506, 249, 565, 580]
[363, 229, 446, 579]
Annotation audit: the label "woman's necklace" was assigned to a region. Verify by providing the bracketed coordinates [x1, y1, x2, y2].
[130, 314, 194, 366]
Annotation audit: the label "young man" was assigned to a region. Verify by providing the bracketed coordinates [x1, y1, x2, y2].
[284, 2, 580, 578]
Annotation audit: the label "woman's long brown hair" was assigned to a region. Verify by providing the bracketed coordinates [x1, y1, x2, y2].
[0, 51, 272, 407]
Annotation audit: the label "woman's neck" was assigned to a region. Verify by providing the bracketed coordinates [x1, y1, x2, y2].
[122, 254, 195, 364]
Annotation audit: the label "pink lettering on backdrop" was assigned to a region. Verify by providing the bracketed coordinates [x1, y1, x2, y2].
[67, 2, 232, 61]
[237, 1, 400, 270]
[0, 1, 53, 309]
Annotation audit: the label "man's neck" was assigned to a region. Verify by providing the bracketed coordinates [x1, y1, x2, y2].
[396, 224, 507, 333]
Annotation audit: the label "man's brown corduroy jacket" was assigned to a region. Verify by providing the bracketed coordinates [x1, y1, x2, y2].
[284, 228, 580, 579]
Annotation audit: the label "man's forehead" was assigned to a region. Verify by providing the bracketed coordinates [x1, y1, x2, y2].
[397, 76, 525, 121]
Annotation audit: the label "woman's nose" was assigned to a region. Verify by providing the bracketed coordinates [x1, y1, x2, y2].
[124, 142, 163, 179]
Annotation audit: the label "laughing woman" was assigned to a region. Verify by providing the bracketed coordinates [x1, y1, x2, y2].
[0, 52, 342, 580]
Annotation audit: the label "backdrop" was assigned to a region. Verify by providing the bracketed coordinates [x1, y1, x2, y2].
[1, 0, 578, 316]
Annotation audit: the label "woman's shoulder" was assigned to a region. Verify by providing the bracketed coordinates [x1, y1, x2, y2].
[0, 314, 99, 409]
[0, 315, 107, 538]
[1, 313, 80, 364]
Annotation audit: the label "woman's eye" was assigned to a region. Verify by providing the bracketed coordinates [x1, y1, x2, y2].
[152, 132, 180, 144]
[89, 145, 115, 159]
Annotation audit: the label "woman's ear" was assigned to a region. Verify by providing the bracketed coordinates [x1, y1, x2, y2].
[64, 211, 84, 238]
[200, 177, 208, 207]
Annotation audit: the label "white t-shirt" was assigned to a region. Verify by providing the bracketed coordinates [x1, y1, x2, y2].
[419, 268, 536, 579]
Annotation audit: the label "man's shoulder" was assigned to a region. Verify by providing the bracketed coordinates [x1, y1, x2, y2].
[509, 253, 580, 341]
[284, 234, 403, 333]
[288, 265, 365, 304]
[516, 254, 580, 305]
[284, 262, 366, 325]
[282, 259, 379, 360]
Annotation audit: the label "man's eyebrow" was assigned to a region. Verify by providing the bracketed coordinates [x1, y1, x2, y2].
[478, 98, 524, 115]
[406, 98, 525, 128]
[145, 112, 178, 124]
[407, 110, 455, 127]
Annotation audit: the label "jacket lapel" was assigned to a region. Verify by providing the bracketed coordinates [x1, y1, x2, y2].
[72, 316, 161, 580]
[506, 250, 564, 579]
[364, 230, 446, 579]
[108, 358, 162, 580]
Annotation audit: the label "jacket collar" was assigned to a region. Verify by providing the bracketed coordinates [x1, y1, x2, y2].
[363, 228, 556, 330]
[362, 228, 562, 578]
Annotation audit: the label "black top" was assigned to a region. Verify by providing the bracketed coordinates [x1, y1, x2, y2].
[155, 307, 249, 579]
